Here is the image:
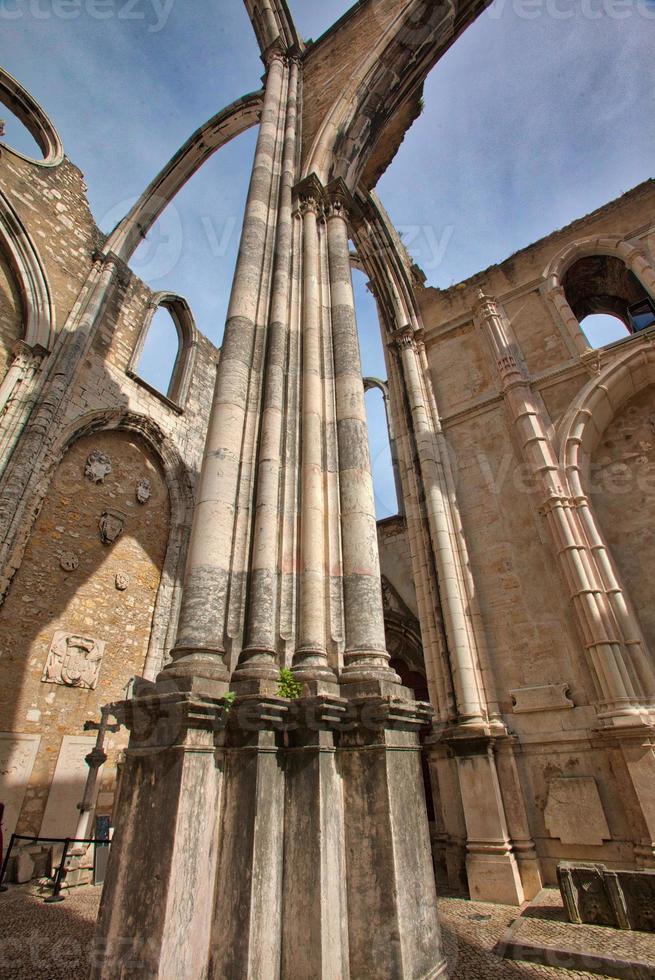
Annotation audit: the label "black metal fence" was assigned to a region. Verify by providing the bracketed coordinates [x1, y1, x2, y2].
[0, 833, 110, 902]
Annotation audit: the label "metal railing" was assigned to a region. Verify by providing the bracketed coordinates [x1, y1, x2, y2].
[0, 833, 110, 902]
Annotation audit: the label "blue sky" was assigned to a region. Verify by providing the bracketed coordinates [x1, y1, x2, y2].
[1, 0, 653, 516]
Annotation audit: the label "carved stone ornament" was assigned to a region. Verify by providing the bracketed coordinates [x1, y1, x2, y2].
[59, 551, 79, 572]
[84, 450, 112, 484]
[136, 478, 151, 504]
[42, 631, 106, 690]
[115, 572, 129, 591]
[99, 509, 125, 546]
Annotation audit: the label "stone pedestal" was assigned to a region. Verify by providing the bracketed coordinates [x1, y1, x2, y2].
[91, 692, 228, 980]
[93, 692, 445, 979]
[451, 733, 525, 906]
[281, 698, 350, 979]
[340, 698, 447, 979]
[209, 698, 287, 979]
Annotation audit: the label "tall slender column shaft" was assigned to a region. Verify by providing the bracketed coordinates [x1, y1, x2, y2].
[391, 327, 485, 723]
[325, 198, 398, 687]
[294, 194, 334, 681]
[165, 55, 287, 688]
[236, 58, 299, 683]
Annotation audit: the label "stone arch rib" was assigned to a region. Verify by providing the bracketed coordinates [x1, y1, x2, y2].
[0, 188, 55, 350]
[0, 65, 64, 166]
[304, 0, 489, 192]
[104, 90, 264, 265]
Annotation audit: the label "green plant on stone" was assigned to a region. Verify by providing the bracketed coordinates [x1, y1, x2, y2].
[277, 668, 302, 700]
[222, 691, 236, 713]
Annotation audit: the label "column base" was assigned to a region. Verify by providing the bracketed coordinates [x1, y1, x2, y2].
[92, 691, 446, 979]
[91, 693, 226, 979]
[159, 645, 230, 697]
[466, 844, 525, 906]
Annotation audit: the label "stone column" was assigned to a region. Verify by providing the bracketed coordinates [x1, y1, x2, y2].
[235, 58, 299, 689]
[474, 290, 649, 720]
[209, 701, 287, 979]
[0, 341, 46, 478]
[390, 325, 486, 726]
[363, 377, 404, 516]
[165, 54, 288, 694]
[91, 694, 227, 980]
[281, 699, 350, 979]
[292, 185, 337, 688]
[325, 190, 399, 691]
[451, 734, 525, 906]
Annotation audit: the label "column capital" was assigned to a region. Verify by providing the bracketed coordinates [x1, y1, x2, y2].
[388, 325, 418, 354]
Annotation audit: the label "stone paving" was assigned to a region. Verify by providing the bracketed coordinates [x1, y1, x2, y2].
[0, 882, 614, 979]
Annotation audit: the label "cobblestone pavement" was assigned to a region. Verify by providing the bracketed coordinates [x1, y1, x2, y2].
[0, 883, 607, 978]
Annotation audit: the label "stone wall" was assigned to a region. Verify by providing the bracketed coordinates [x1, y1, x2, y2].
[418, 179, 655, 883]
[0, 429, 170, 837]
[0, 138, 219, 850]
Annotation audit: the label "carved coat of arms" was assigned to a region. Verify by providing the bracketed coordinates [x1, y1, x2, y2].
[42, 631, 106, 690]
[136, 478, 151, 504]
[85, 450, 112, 484]
[99, 509, 126, 545]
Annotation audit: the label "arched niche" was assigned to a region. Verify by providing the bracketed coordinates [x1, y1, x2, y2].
[0, 426, 171, 838]
[128, 294, 197, 409]
[543, 237, 655, 355]
[0, 67, 64, 167]
[588, 384, 655, 657]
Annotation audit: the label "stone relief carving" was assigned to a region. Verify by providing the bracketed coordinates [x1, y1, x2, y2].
[84, 450, 112, 484]
[59, 551, 79, 572]
[115, 572, 129, 591]
[99, 509, 125, 545]
[136, 478, 151, 504]
[42, 631, 106, 690]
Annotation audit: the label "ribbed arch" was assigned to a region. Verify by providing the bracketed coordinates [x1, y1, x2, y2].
[0, 66, 63, 167]
[304, 0, 486, 191]
[0, 188, 55, 350]
[104, 91, 263, 265]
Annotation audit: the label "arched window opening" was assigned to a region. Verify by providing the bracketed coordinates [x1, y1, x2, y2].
[563, 254, 655, 348]
[135, 306, 179, 398]
[352, 266, 399, 518]
[0, 107, 44, 160]
[579, 314, 630, 349]
[130, 296, 196, 408]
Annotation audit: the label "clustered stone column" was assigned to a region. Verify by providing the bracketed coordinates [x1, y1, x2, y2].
[164, 52, 290, 694]
[474, 289, 655, 720]
[92, 148, 445, 975]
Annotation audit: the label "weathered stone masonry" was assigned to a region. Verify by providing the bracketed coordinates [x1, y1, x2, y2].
[0, 2, 655, 978]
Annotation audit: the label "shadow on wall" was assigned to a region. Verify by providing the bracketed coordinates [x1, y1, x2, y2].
[0, 268, 188, 843]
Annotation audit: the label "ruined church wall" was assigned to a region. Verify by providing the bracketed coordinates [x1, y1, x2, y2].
[0, 149, 100, 332]
[418, 180, 655, 878]
[0, 429, 170, 838]
[0, 137, 219, 850]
